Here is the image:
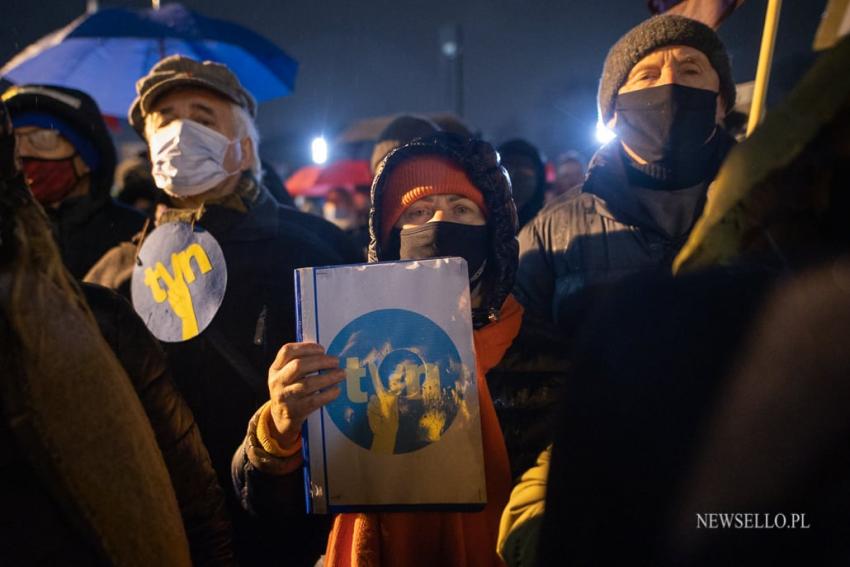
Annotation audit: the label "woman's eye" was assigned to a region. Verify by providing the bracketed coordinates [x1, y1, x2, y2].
[455, 206, 469, 215]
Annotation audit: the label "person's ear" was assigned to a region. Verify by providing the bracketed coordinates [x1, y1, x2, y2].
[239, 136, 254, 172]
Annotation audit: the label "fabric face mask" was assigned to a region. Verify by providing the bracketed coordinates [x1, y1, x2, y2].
[399, 221, 488, 284]
[614, 84, 719, 165]
[21, 156, 80, 205]
[149, 119, 242, 197]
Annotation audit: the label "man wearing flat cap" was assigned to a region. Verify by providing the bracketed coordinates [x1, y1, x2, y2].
[123, 55, 345, 566]
[515, 15, 737, 326]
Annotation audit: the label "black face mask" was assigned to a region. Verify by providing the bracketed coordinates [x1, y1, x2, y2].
[399, 221, 488, 283]
[614, 84, 719, 167]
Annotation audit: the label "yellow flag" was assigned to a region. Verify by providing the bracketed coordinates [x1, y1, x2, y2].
[814, 0, 850, 50]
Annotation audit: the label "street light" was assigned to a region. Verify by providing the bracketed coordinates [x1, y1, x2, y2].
[595, 122, 616, 145]
[311, 136, 328, 165]
[439, 23, 464, 118]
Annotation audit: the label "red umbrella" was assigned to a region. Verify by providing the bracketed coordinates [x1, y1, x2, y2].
[285, 159, 373, 197]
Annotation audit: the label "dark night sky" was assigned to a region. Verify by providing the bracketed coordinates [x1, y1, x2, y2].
[1, 0, 829, 171]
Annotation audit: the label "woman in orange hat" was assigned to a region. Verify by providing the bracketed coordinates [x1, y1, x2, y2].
[234, 133, 522, 566]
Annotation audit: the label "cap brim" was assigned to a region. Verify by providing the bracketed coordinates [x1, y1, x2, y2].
[128, 76, 243, 136]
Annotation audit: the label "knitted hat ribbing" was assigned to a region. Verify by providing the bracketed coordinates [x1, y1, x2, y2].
[380, 155, 487, 243]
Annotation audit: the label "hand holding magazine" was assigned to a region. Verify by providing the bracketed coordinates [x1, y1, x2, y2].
[294, 257, 486, 514]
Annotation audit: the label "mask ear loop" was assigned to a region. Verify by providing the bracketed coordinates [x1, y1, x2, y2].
[222, 137, 245, 178]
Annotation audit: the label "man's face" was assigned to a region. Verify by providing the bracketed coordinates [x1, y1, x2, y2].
[611, 45, 725, 128]
[146, 87, 251, 179]
[555, 159, 585, 194]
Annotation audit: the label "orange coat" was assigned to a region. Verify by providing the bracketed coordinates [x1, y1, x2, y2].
[325, 295, 523, 567]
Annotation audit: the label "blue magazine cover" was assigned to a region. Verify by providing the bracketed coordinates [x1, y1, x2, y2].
[295, 257, 486, 514]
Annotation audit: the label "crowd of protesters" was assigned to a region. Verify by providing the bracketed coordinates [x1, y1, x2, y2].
[2, 10, 849, 567]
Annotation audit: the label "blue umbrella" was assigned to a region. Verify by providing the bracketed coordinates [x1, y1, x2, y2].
[0, 3, 298, 117]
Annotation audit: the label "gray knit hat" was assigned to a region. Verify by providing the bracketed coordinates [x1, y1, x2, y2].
[598, 15, 736, 123]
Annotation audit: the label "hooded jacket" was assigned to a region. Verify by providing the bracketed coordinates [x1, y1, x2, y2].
[232, 134, 523, 567]
[515, 134, 733, 326]
[4, 85, 146, 279]
[497, 139, 547, 230]
[369, 133, 519, 329]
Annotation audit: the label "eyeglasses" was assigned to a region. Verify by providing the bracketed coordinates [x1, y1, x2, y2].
[14, 128, 65, 152]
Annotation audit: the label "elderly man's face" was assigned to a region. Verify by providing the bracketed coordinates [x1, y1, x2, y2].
[609, 45, 726, 165]
[146, 87, 249, 178]
[613, 45, 725, 126]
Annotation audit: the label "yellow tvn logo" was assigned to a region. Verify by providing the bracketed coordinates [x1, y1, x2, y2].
[143, 243, 213, 339]
[343, 358, 445, 452]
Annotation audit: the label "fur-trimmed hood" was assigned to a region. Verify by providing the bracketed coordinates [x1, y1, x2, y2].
[369, 133, 518, 328]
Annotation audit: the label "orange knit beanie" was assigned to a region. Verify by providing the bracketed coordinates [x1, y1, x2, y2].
[380, 155, 487, 243]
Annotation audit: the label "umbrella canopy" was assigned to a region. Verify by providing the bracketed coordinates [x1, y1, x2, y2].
[0, 3, 298, 117]
[286, 159, 372, 198]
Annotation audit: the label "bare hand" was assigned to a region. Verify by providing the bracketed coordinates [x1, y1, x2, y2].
[266, 342, 344, 448]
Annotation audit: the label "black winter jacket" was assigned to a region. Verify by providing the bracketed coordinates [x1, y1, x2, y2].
[0, 284, 234, 566]
[515, 137, 732, 326]
[155, 179, 343, 566]
[83, 182, 362, 300]
[496, 137, 733, 477]
[82, 283, 235, 566]
[49, 194, 146, 280]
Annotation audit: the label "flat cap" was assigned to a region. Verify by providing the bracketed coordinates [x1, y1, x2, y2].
[129, 55, 256, 135]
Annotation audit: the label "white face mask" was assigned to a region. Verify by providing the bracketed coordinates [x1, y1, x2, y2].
[149, 119, 242, 197]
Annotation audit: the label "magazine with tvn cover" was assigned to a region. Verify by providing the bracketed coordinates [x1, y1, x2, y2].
[295, 257, 486, 514]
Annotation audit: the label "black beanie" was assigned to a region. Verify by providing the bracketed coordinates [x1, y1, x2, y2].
[597, 15, 736, 124]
